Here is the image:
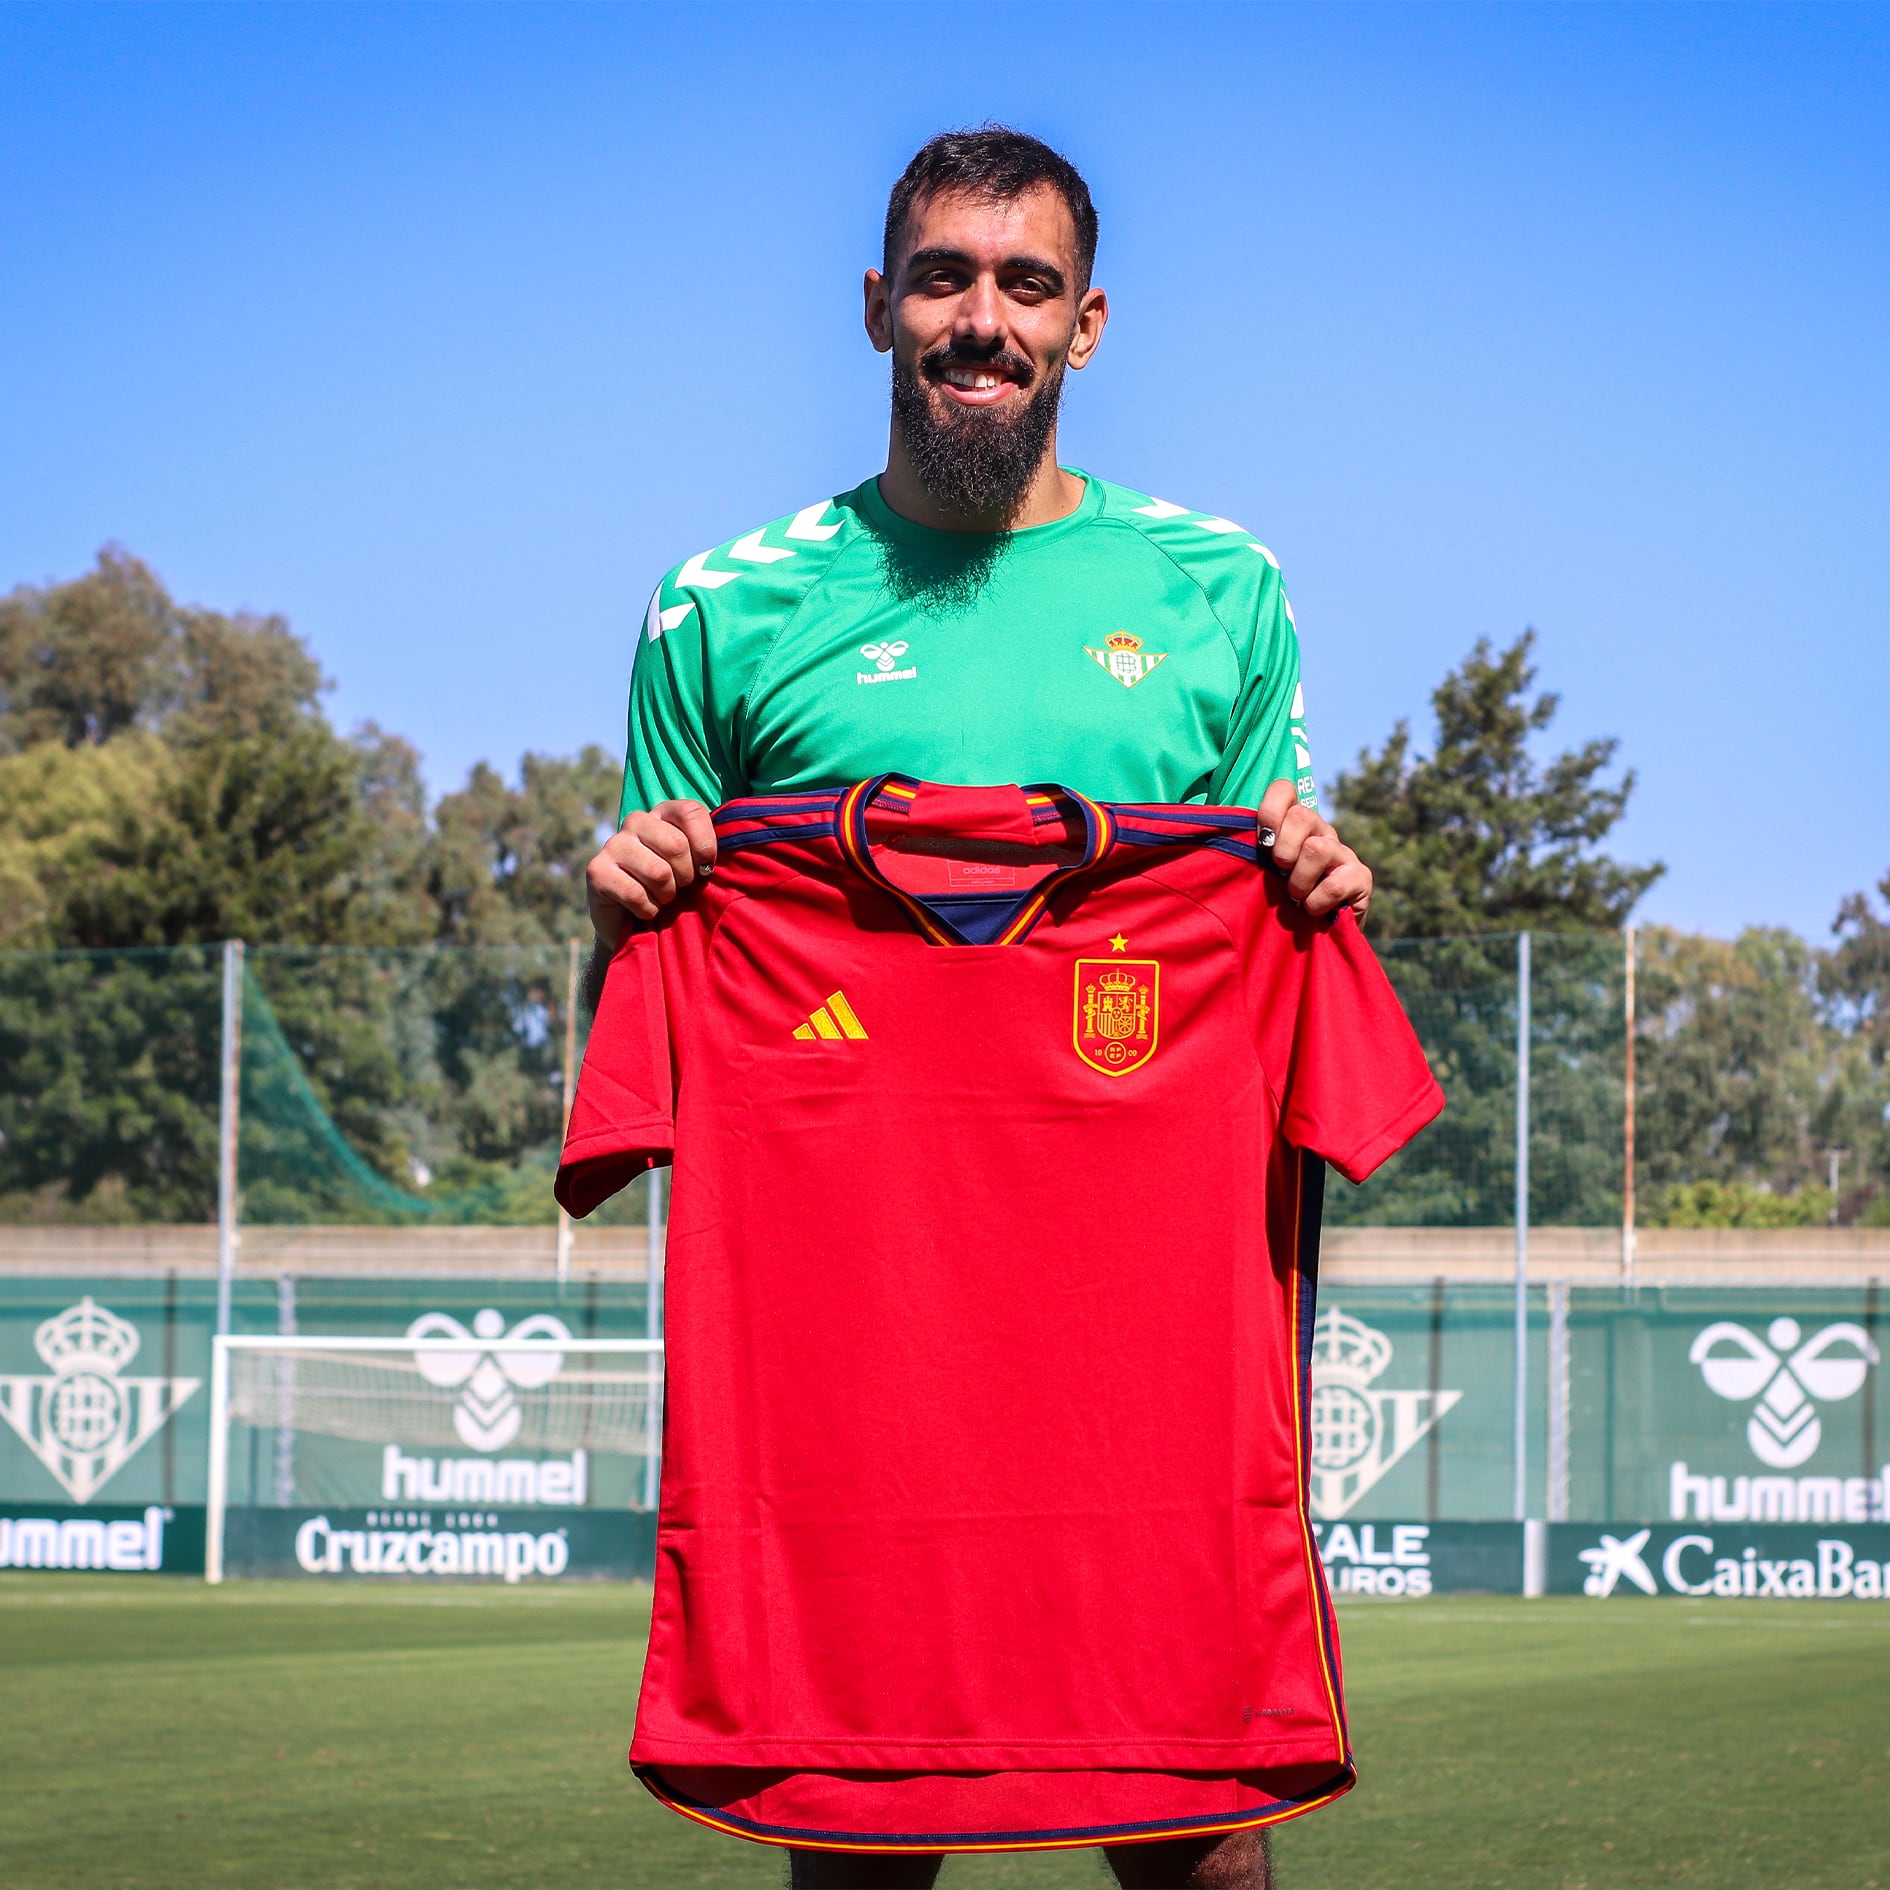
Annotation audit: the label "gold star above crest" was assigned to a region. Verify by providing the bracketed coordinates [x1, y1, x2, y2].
[1109, 934, 1128, 952]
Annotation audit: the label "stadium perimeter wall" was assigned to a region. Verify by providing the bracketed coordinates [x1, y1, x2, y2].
[2, 1228, 1884, 1595]
[3, 1224, 1887, 1282]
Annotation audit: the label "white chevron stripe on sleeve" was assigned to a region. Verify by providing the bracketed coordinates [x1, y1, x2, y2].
[785, 502, 841, 542]
[1132, 497, 1190, 519]
[726, 528, 795, 565]
[676, 549, 741, 590]
[1248, 543, 1280, 567]
[1190, 516, 1248, 536]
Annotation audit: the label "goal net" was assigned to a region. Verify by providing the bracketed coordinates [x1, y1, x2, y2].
[206, 1332, 663, 1582]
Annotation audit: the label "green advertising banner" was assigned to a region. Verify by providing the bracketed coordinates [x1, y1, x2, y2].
[2, 1277, 1883, 1537]
[1546, 1523, 1890, 1601]
[1303, 1285, 1886, 1526]
[0, 1502, 204, 1574]
[1313, 1520, 1521, 1596]
[225, 1506, 655, 1582]
[0, 1277, 654, 1513]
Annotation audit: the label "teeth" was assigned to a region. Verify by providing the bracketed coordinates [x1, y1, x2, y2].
[944, 369, 1005, 390]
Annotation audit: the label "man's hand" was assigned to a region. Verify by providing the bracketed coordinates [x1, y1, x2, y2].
[1254, 780, 1372, 922]
[586, 800, 719, 949]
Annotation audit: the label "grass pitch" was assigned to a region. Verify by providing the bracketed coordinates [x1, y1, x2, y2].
[3, 1577, 1884, 1889]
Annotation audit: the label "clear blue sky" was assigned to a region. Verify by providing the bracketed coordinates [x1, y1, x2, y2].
[1, 3, 1884, 939]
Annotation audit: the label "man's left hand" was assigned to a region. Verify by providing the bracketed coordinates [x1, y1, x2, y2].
[1255, 780, 1372, 922]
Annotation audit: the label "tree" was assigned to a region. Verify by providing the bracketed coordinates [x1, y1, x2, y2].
[427, 748, 619, 946]
[1329, 630, 1663, 940]
[1823, 868, 1890, 1219]
[0, 549, 615, 1223]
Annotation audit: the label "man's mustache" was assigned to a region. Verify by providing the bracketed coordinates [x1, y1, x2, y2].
[918, 342, 1038, 391]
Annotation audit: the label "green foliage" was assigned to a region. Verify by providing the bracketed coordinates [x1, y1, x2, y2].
[1649, 1178, 1836, 1228]
[0, 549, 618, 1223]
[1331, 630, 1663, 941]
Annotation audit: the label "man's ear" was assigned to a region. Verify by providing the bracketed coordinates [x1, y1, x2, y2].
[1066, 287, 1109, 371]
[863, 268, 893, 354]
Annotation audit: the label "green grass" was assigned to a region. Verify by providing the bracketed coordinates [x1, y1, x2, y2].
[3, 1578, 1886, 1888]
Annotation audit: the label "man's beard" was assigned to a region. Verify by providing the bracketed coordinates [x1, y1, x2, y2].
[890, 342, 1067, 526]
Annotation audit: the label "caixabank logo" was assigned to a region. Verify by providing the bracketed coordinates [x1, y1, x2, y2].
[0, 1298, 198, 1503]
[1568, 1523, 1890, 1601]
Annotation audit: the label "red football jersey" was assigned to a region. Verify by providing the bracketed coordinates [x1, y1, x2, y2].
[558, 777, 1442, 1853]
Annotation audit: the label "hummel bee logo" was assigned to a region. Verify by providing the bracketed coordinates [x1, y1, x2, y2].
[1083, 630, 1167, 689]
[857, 641, 915, 686]
[793, 990, 869, 1042]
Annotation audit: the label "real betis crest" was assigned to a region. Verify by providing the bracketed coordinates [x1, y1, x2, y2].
[1083, 630, 1167, 689]
[1307, 1308, 1462, 1519]
[0, 1298, 199, 1503]
[1074, 957, 1160, 1075]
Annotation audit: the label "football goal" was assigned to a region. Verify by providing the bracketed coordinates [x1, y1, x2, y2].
[205, 1331, 665, 1582]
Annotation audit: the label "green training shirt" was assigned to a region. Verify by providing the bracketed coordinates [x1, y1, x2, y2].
[620, 471, 1317, 820]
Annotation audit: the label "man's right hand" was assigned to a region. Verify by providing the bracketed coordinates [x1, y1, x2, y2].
[586, 800, 719, 949]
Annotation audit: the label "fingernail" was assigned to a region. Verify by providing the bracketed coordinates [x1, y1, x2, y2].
[701, 863, 713, 875]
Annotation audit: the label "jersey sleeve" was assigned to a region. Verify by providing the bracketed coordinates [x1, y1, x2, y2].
[1205, 555, 1317, 813]
[621, 583, 748, 817]
[1250, 904, 1443, 1184]
[554, 926, 675, 1216]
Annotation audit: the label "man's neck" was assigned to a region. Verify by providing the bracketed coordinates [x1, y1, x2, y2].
[877, 431, 1087, 534]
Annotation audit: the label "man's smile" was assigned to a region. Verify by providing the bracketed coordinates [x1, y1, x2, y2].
[923, 348, 1036, 410]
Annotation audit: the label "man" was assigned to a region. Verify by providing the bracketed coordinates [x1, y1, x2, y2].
[586, 128, 1374, 1889]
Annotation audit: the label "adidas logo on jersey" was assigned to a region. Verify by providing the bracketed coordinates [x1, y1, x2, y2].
[792, 991, 869, 1042]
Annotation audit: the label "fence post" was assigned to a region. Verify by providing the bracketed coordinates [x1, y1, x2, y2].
[215, 939, 245, 1339]
[556, 938, 581, 1289]
[1547, 1280, 1569, 1523]
[273, 1273, 296, 1508]
[643, 1165, 667, 1512]
[1622, 924, 1637, 1286]
[1513, 930, 1531, 1523]
[205, 1334, 231, 1584]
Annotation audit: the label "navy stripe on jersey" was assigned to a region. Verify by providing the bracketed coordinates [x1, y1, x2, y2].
[635, 1762, 1356, 1855]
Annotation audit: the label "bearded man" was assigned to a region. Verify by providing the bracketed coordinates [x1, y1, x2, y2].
[585, 128, 1375, 1890]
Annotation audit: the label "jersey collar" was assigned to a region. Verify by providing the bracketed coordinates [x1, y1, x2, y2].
[836, 774, 1117, 947]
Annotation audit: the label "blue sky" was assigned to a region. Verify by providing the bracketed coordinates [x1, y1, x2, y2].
[1, 2, 1884, 939]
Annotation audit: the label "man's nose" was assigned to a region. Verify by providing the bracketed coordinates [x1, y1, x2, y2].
[953, 273, 1007, 345]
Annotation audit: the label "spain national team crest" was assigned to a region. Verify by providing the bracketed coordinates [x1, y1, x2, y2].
[1083, 631, 1167, 689]
[1074, 958, 1160, 1075]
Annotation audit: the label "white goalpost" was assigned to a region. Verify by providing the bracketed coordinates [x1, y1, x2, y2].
[205, 1333, 665, 1583]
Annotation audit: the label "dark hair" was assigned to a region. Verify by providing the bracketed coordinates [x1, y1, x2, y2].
[884, 125, 1099, 290]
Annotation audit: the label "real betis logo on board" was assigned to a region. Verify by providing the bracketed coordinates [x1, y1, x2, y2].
[0, 1299, 199, 1503]
[1083, 631, 1167, 689]
[1307, 1309, 1461, 1520]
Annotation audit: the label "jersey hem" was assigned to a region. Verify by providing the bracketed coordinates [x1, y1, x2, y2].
[635, 1761, 1355, 1854]
[630, 1735, 1345, 1769]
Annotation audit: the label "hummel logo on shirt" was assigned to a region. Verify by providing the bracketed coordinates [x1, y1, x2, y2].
[792, 991, 869, 1041]
[857, 641, 916, 686]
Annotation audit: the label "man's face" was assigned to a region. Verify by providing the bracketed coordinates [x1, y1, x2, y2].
[866, 186, 1107, 521]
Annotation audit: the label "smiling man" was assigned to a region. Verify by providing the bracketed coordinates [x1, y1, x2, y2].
[585, 128, 1372, 1890]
